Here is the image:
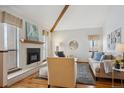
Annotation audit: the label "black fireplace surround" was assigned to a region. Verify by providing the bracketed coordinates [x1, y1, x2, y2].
[27, 48, 40, 65]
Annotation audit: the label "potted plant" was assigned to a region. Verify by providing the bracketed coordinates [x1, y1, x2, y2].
[114, 60, 121, 69]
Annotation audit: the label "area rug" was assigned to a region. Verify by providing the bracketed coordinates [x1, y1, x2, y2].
[37, 63, 95, 85]
[76, 63, 95, 85]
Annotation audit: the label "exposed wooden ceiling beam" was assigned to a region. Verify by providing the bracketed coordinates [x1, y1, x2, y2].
[50, 5, 69, 32]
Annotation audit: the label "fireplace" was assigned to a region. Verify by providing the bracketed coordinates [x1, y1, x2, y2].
[27, 48, 40, 65]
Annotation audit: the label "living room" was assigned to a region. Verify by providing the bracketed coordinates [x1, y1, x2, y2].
[0, 5, 124, 88]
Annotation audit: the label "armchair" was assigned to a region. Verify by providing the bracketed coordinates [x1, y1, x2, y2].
[47, 57, 77, 88]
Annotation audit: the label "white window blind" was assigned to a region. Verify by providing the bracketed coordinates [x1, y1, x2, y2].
[6, 24, 19, 71]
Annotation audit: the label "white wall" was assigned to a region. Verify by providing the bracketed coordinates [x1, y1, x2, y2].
[0, 23, 5, 50]
[52, 28, 103, 62]
[103, 6, 124, 53]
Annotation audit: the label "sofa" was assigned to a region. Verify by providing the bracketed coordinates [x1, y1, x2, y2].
[88, 52, 116, 79]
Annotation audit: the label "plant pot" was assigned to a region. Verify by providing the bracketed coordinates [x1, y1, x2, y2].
[115, 64, 120, 69]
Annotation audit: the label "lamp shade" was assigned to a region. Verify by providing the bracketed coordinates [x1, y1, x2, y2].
[116, 43, 124, 52]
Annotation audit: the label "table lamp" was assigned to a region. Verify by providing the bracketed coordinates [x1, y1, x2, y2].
[116, 43, 124, 68]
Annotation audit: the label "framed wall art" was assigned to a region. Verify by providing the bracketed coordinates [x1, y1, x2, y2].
[107, 27, 121, 50]
[25, 21, 39, 41]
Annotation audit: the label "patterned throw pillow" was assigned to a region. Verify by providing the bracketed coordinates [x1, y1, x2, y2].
[94, 52, 104, 61]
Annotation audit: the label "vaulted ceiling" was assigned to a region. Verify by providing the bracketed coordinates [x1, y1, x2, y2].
[56, 6, 109, 31]
[0, 5, 110, 31]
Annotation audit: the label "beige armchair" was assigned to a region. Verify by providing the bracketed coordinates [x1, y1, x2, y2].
[47, 57, 77, 88]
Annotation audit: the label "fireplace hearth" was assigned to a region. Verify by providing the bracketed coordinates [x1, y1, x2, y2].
[27, 48, 40, 65]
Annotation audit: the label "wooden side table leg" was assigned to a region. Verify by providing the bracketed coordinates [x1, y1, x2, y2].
[121, 72, 123, 88]
[112, 70, 114, 87]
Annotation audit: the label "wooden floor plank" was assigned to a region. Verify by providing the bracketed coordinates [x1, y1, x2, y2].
[8, 73, 124, 88]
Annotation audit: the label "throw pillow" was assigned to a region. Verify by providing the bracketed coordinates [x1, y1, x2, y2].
[91, 52, 95, 58]
[100, 54, 115, 61]
[94, 52, 104, 61]
[57, 51, 65, 57]
[100, 55, 105, 61]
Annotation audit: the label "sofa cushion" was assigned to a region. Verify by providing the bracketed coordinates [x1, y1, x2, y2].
[94, 52, 104, 61]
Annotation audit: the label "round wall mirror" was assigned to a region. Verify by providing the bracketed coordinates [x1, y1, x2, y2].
[69, 40, 79, 50]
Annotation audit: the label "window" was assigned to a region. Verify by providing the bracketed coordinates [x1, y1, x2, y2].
[6, 24, 20, 72]
[88, 35, 99, 52]
[89, 40, 97, 52]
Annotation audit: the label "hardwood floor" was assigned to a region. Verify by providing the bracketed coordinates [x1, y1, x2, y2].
[9, 73, 123, 88]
